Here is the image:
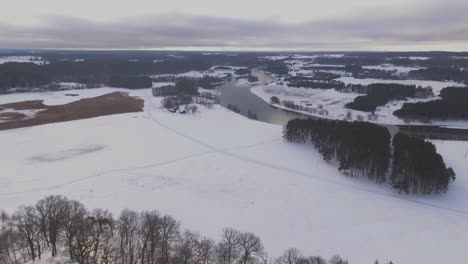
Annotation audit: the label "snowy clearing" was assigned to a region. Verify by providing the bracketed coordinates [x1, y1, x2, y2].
[0, 56, 49, 65]
[0, 88, 467, 264]
[251, 83, 468, 128]
[362, 64, 426, 74]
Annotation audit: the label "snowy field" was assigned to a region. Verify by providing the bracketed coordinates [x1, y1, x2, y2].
[0, 88, 468, 263]
[362, 64, 425, 74]
[152, 66, 244, 79]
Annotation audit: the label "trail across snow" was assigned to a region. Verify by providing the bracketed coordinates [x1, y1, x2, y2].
[0, 88, 467, 264]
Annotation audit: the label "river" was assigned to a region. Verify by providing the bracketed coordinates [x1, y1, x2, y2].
[217, 70, 400, 136]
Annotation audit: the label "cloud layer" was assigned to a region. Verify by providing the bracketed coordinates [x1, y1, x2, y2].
[1, 3, 467, 51]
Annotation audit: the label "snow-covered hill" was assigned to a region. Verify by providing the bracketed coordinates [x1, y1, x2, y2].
[0, 88, 467, 264]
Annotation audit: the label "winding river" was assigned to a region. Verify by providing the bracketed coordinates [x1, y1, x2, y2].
[217, 70, 400, 136]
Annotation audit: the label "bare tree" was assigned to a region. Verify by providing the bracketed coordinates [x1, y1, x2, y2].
[238, 232, 264, 264]
[0, 211, 18, 264]
[172, 230, 200, 264]
[217, 228, 240, 264]
[159, 215, 180, 264]
[117, 209, 141, 264]
[62, 200, 87, 262]
[194, 236, 215, 264]
[11, 206, 42, 261]
[275, 248, 304, 264]
[89, 209, 114, 264]
[308, 256, 327, 264]
[35, 195, 69, 257]
[139, 211, 162, 264]
[329, 255, 348, 264]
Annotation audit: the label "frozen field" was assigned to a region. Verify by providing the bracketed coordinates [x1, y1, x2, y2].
[0, 88, 468, 264]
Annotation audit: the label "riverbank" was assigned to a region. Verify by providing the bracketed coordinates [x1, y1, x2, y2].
[250, 70, 468, 128]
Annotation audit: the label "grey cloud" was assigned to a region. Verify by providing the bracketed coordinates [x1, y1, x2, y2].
[0, 4, 467, 50]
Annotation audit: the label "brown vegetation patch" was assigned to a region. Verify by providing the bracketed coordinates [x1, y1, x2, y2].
[0, 112, 27, 122]
[0, 92, 144, 131]
[1, 100, 47, 110]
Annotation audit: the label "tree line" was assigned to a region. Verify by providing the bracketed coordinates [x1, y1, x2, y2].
[283, 118, 391, 183]
[0, 195, 358, 264]
[283, 119, 455, 194]
[392, 133, 456, 194]
[345, 84, 433, 113]
[0, 58, 213, 93]
[394, 87, 468, 121]
[285, 77, 344, 89]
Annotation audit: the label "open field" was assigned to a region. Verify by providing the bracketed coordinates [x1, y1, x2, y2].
[0, 88, 467, 264]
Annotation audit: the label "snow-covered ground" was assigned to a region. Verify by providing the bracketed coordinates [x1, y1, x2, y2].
[0, 56, 49, 65]
[0, 88, 468, 264]
[397, 56, 430, 60]
[152, 82, 175, 88]
[362, 64, 425, 74]
[251, 81, 468, 127]
[152, 66, 242, 79]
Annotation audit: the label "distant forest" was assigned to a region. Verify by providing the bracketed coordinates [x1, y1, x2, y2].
[283, 118, 455, 194]
[0, 59, 211, 92]
[0, 52, 263, 93]
[394, 87, 468, 121]
[345, 84, 433, 113]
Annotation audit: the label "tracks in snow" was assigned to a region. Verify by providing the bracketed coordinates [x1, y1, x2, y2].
[142, 94, 468, 217]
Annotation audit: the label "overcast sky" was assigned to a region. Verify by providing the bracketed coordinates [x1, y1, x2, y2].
[1, 0, 467, 51]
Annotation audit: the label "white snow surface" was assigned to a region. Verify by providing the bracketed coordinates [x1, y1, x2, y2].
[0, 88, 468, 264]
[251, 83, 468, 128]
[152, 82, 175, 88]
[362, 64, 425, 74]
[0, 56, 49, 65]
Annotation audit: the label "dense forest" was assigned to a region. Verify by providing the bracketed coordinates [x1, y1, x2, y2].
[394, 87, 468, 121]
[0, 59, 212, 92]
[392, 133, 456, 194]
[264, 61, 289, 75]
[285, 77, 345, 89]
[109, 76, 152, 89]
[408, 67, 468, 84]
[0, 195, 361, 264]
[283, 119, 391, 183]
[345, 84, 433, 113]
[283, 119, 455, 194]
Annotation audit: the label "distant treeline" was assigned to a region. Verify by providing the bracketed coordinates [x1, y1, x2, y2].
[283, 118, 455, 194]
[345, 84, 433, 113]
[0, 195, 357, 264]
[394, 87, 468, 121]
[285, 76, 344, 89]
[408, 67, 468, 84]
[109, 76, 152, 89]
[264, 61, 289, 75]
[0, 58, 213, 92]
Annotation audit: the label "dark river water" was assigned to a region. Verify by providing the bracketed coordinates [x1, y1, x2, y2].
[217, 80, 310, 126]
[217, 71, 400, 136]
